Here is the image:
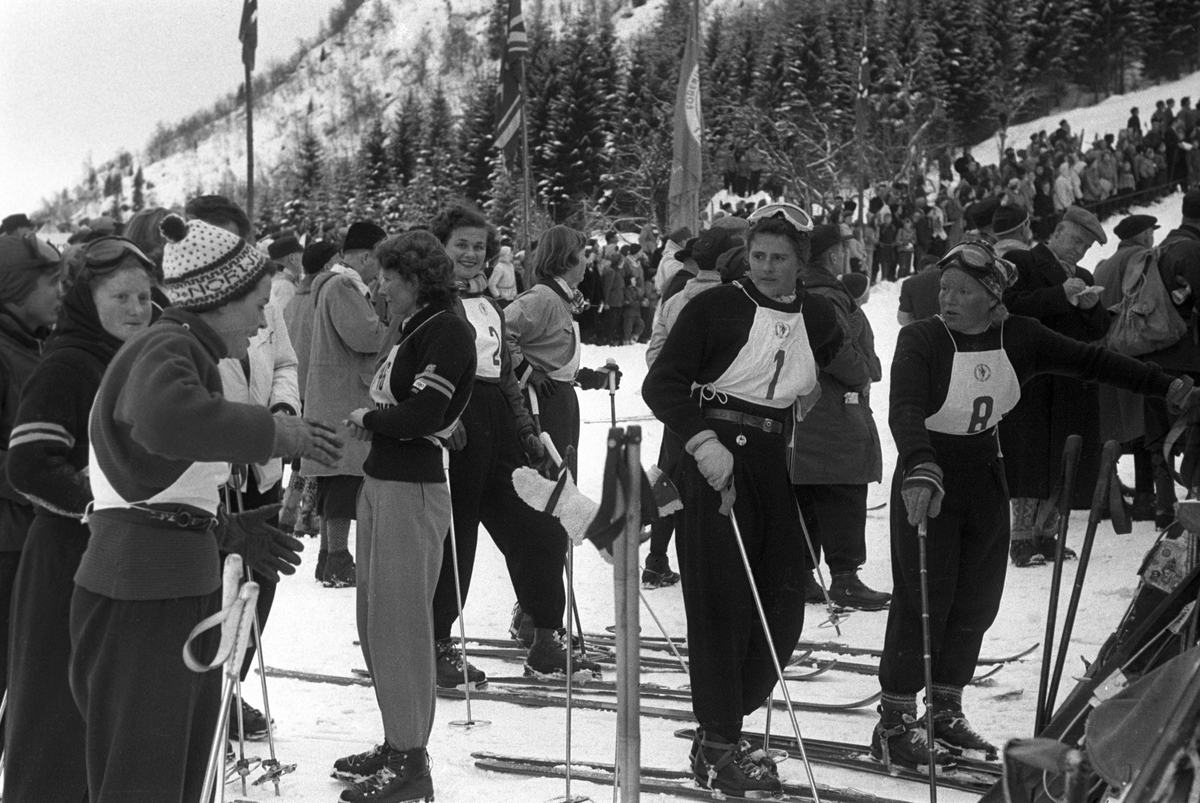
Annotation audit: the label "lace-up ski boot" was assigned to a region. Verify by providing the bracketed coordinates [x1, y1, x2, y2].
[332, 740, 398, 783]
[690, 728, 782, 799]
[1009, 538, 1045, 568]
[1036, 535, 1077, 562]
[524, 627, 602, 680]
[508, 602, 535, 648]
[929, 686, 999, 761]
[869, 703, 957, 773]
[435, 638, 487, 689]
[829, 571, 891, 611]
[340, 747, 433, 803]
[642, 553, 681, 589]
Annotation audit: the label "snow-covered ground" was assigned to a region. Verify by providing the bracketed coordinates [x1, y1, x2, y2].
[240, 192, 1186, 802]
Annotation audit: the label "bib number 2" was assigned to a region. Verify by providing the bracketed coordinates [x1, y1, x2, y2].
[967, 396, 994, 433]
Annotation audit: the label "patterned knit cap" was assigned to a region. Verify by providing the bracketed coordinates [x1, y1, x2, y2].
[158, 214, 271, 311]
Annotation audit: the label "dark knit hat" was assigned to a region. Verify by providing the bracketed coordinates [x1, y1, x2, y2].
[841, 272, 870, 303]
[159, 215, 272, 311]
[0, 214, 34, 234]
[267, 234, 303, 260]
[676, 227, 743, 274]
[809, 224, 851, 261]
[1183, 190, 1200, 219]
[0, 235, 63, 306]
[302, 240, 339, 275]
[966, 195, 1002, 230]
[343, 221, 387, 252]
[1113, 214, 1159, 241]
[991, 205, 1029, 236]
[666, 227, 693, 245]
[718, 245, 748, 283]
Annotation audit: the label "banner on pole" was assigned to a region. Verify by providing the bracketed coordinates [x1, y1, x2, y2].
[239, 0, 258, 71]
[494, 0, 526, 160]
[667, 2, 703, 236]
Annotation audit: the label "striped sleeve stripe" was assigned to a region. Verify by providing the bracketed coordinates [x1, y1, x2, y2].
[9, 422, 76, 450]
[414, 372, 456, 399]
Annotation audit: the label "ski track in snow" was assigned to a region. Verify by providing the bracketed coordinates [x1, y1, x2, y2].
[250, 157, 1191, 803]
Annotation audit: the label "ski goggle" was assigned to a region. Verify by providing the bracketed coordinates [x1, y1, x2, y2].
[747, 203, 814, 233]
[81, 236, 156, 273]
[936, 242, 996, 273]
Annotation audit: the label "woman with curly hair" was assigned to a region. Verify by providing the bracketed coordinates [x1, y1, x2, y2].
[334, 231, 477, 803]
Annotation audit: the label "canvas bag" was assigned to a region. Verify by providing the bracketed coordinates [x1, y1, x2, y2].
[1106, 246, 1188, 356]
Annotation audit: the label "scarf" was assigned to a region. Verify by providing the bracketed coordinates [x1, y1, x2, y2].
[43, 280, 124, 363]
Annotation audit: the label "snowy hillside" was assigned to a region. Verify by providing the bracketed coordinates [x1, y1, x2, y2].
[238, 194, 1187, 803]
[976, 72, 1200, 167]
[139, 0, 752, 210]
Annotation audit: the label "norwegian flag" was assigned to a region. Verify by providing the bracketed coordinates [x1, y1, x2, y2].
[494, 0, 527, 158]
[239, 0, 258, 71]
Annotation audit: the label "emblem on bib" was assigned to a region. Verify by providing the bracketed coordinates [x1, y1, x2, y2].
[774, 321, 791, 338]
[974, 364, 992, 381]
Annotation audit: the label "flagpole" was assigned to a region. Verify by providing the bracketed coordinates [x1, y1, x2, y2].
[245, 62, 255, 230]
[519, 60, 532, 264]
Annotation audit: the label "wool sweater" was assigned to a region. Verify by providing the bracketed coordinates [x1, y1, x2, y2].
[643, 280, 843, 444]
[77, 308, 276, 600]
[0, 309, 44, 551]
[362, 302, 476, 484]
[890, 315, 1175, 475]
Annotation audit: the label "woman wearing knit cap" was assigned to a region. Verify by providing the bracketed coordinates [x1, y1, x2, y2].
[4, 236, 155, 803]
[69, 215, 343, 803]
[332, 231, 477, 803]
[876, 240, 1198, 771]
[422, 206, 579, 684]
[0, 233, 65, 736]
[503, 225, 620, 672]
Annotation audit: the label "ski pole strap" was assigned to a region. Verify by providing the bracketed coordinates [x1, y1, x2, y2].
[183, 595, 246, 673]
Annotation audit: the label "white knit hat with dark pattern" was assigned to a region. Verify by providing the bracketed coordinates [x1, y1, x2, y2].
[159, 214, 271, 311]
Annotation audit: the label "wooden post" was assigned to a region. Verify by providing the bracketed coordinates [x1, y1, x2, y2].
[614, 427, 641, 802]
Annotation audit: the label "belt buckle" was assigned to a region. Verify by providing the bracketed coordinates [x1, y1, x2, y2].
[174, 510, 195, 528]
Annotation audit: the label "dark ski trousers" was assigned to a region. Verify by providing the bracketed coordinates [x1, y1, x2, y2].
[433, 382, 569, 638]
[793, 484, 868, 574]
[879, 439, 1010, 696]
[4, 515, 89, 803]
[70, 586, 222, 803]
[534, 380, 581, 478]
[0, 548, 19, 750]
[648, 427, 684, 557]
[223, 471, 280, 683]
[675, 419, 805, 743]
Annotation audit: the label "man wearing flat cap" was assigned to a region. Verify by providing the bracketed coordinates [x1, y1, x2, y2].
[1001, 205, 1112, 566]
[1140, 192, 1200, 524]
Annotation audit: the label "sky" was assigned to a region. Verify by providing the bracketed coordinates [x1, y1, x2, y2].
[0, 0, 341, 216]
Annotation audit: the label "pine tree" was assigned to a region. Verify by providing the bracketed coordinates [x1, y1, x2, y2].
[358, 117, 390, 221]
[457, 80, 497, 206]
[390, 91, 424, 187]
[1140, 0, 1198, 81]
[131, 167, 145, 212]
[485, 151, 520, 235]
[927, 0, 997, 143]
[423, 86, 459, 215]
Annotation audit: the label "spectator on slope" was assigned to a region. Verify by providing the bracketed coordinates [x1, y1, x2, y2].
[875, 207, 899, 283]
[790, 224, 889, 611]
[267, 233, 304, 311]
[897, 215, 917, 279]
[1093, 214, 1160, 521]
[0, 234, 64, 745]
[303, 221, 389, 587]
[897, 255, 943, 326]
[643, 205, 843, 798]
[488, 241, 518, 304]
[876, 239, 1196, 772]
[3, 235, 154, 803]
[1128, 106, 1142, 136]
[332, 231, 475, 803]
[621, 245, 646, 344]
[577, 242, 603, 344]
[423, 205, 586, 685]
[0, 214, 37, 237]
[71, 215, 337, 803]
[600, 249, 626, 346]
[1000, 206, 1111, 567]
[991, 206, 1033, 258]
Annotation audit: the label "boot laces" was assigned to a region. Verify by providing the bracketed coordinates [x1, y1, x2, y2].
[437, 640, 465, 669]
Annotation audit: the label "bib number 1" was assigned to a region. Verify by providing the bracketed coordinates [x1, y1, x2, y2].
[967, 396, 994, 433]
[765, 350, 785, 400]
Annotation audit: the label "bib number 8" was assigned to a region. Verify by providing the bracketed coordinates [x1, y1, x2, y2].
[968, 395, 994, 434]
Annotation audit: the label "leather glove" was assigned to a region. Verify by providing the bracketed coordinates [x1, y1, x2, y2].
[1167, 375, 1197, 414]
[218, 503, 303, 583]
[577, 363, 622, 391]
[528, 368, 558, 398]
[520, 428, 557, 478]
[272, 415, 345, 468]
[686, 430, 734, 491]
[444, 420, 468, 451]
[900, 462, 945, 527]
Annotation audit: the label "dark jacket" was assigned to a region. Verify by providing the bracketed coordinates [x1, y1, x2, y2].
[0, 309, 44, 551]
[788, 272, 883, 485]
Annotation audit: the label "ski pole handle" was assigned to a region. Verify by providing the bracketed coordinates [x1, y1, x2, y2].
[605, 357, 618, 394]
[540, 432, 564, 469]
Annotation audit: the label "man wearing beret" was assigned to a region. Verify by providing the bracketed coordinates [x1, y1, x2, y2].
[1001, 205, 1111, 566]
[1140, 192, 1200, 525]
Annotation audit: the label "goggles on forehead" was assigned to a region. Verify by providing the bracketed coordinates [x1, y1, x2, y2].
[747, 202, 814, 233]
[81, 236, 156, 273]
[937, 242, 996, 273]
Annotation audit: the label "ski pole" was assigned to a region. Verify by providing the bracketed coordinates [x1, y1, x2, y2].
[638, 589, 688, 674]
[445, 450, 490, 730]
[793, 495, 846, 635]
[917, 517, 938, 803]
[244, 563, 294, 794]
[1046, 440, 1119, 723]
[547, 536, 591, 803]
[1036, 435, 1082, 735]
[725, 488, 822, 803]
[605, 357, 618, 436]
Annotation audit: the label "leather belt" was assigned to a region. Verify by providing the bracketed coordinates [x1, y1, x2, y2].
[703, 408, 786, 435]
[95, 505, 218, 532]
